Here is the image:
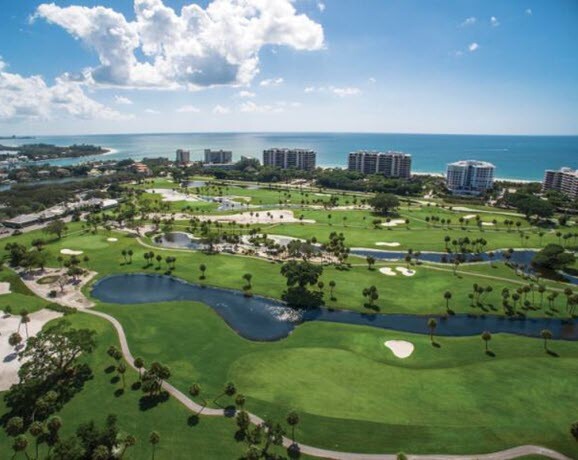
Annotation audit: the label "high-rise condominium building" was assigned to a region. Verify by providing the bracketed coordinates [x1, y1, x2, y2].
[175, 149, 190, 164]
[262, 148, 316, 171]
[446, 160, 495, 194]
[542, 167, 578, 200]
[204, 149, 233, 164]
[347, 151, 412, 178]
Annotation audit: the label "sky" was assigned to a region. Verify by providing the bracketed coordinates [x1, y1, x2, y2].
[0, 0, 577, 136]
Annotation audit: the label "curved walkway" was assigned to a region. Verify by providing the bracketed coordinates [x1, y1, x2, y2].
[83, 308, 572, 460]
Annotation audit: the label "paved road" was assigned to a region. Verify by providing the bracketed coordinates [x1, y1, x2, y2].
[82, 308, 573, 460]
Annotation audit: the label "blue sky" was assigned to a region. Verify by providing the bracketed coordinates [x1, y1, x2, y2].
[0, 0, 577, 135]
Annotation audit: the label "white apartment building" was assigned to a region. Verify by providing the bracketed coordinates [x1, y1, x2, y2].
[446, 160, 495, 194]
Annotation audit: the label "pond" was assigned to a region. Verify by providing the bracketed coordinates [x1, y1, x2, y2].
[92, 274, 578, 342]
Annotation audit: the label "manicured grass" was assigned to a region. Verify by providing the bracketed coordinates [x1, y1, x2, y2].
[0, 313, 264, 459]
[0, 269, 49, 314]
[2, 225, 573, 318]
[97, 301, 578, 457]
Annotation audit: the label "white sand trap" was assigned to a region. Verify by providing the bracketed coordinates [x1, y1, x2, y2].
[381, 219, 406, 227]
[375, 242, 401, 247]
[0, 309, 63, 391]
[463, 214, 477, 220]
[147, 188, 200, 203]
[395, 266, 416, 277]
[481, 222, 494, 226]
[107, 238, 118, 242]
[0, 282, 11, 295]
[379, 267, 397, 276]
[60, 249, 84, 256]
[384, 340, 414, 358]
[314, 193, 330, 197]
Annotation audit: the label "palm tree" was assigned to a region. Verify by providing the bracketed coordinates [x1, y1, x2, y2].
[29, 421, 44, 460]
[541, 329, 552, 351]
[149, 432, 160, 460]
[12, 434, 29, 459]
[242, 273, 252, 289]
[443, 291, 452, 312]
[427, 318, 437, 343]
[286, 411, 300, 443]
[235, 394, 246, 409]
[214, 381, 236, 405]
[120, 434, 137, 459]
[134, 357, 144, 380]
[189, 383, 206, 406]
[9, 333, 22, 352]
[481, 331, 492, 352]
[366, 256, 375, 270]
[117, 362, 127, 389]
[121, 249, 127, 263]
[571, 421, 578, 442]
[128, 249, 134, 263]
[329, 280, 336, 300]
[155, 255, 162, 269]
[200, 264, 207, 280]
[19, 310, 30, 339]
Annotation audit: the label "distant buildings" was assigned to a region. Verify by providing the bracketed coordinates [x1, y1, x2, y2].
[262, 148, 316, 171]
[175, 149, 190, 165]
[542, 167, 578, 200]
[347, 151, 412, 178]
[204, 149, 232, 164]
[129, 162, 152, 176]
[446, 160, 495, 194]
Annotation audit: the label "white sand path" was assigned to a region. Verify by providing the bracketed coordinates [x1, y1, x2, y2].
[375, 242, 401, 247]
[0, 309, 63, 391]
[384, 340, 415, 358]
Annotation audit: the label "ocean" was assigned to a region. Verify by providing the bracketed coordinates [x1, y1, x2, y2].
[2, 132, 577, 181]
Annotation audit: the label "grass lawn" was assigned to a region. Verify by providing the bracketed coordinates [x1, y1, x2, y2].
[0, 269, 49, 314]
[96, 300, 578, 457]
[2, 224, 574, 318]
[0, 312, 278, 459]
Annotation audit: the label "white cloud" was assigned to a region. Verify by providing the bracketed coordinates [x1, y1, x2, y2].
[368, 77, 377, 84]
[237, 90, 256, 98]
[525, 8, 533, 16]
[0, 58, 128, 122]
[34, 0, 324, 90]
[460, 17, 476, 27]
[176, 105, 200, 113]
[304, 86, 316, 93]
[212, 104, 231, 115]
[490, 16, 500, 27]
[468, 42, 479, 52]
[114, 95, 133, 105]
[144, 108, 160, 114]
[330, 86, 361, 97]
[260, 77, 284, 87]
[317, 2, 326, 12]
[239, 101, 283, 113]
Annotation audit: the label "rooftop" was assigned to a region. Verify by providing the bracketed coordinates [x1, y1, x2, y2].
[448, 160, 495, 168]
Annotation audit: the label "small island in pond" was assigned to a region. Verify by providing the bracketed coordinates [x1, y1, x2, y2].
[0, 143, 110, 161]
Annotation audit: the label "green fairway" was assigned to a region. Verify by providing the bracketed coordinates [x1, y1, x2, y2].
[0, 269, 49, 314]
[0, 312, 269, 459]
[96, 300, 578, 456]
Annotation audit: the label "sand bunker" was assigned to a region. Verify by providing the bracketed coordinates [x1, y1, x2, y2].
[384, 340, 414, 358]
[375, 242, 401, 247]
[481, 222, 494, 226]
[60, 249, 84, 256]
[379, 267, 396, 276]
[0, 282, 11, 295]
[198, 210, 315, 225]
[0, 309, 63, 391]
[381, 219, 406, 227]
[107, 238, 118, 242]
[147, 188, 200, 203]
[463, 214, 477, 220]
[396, 267, 416, 277]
